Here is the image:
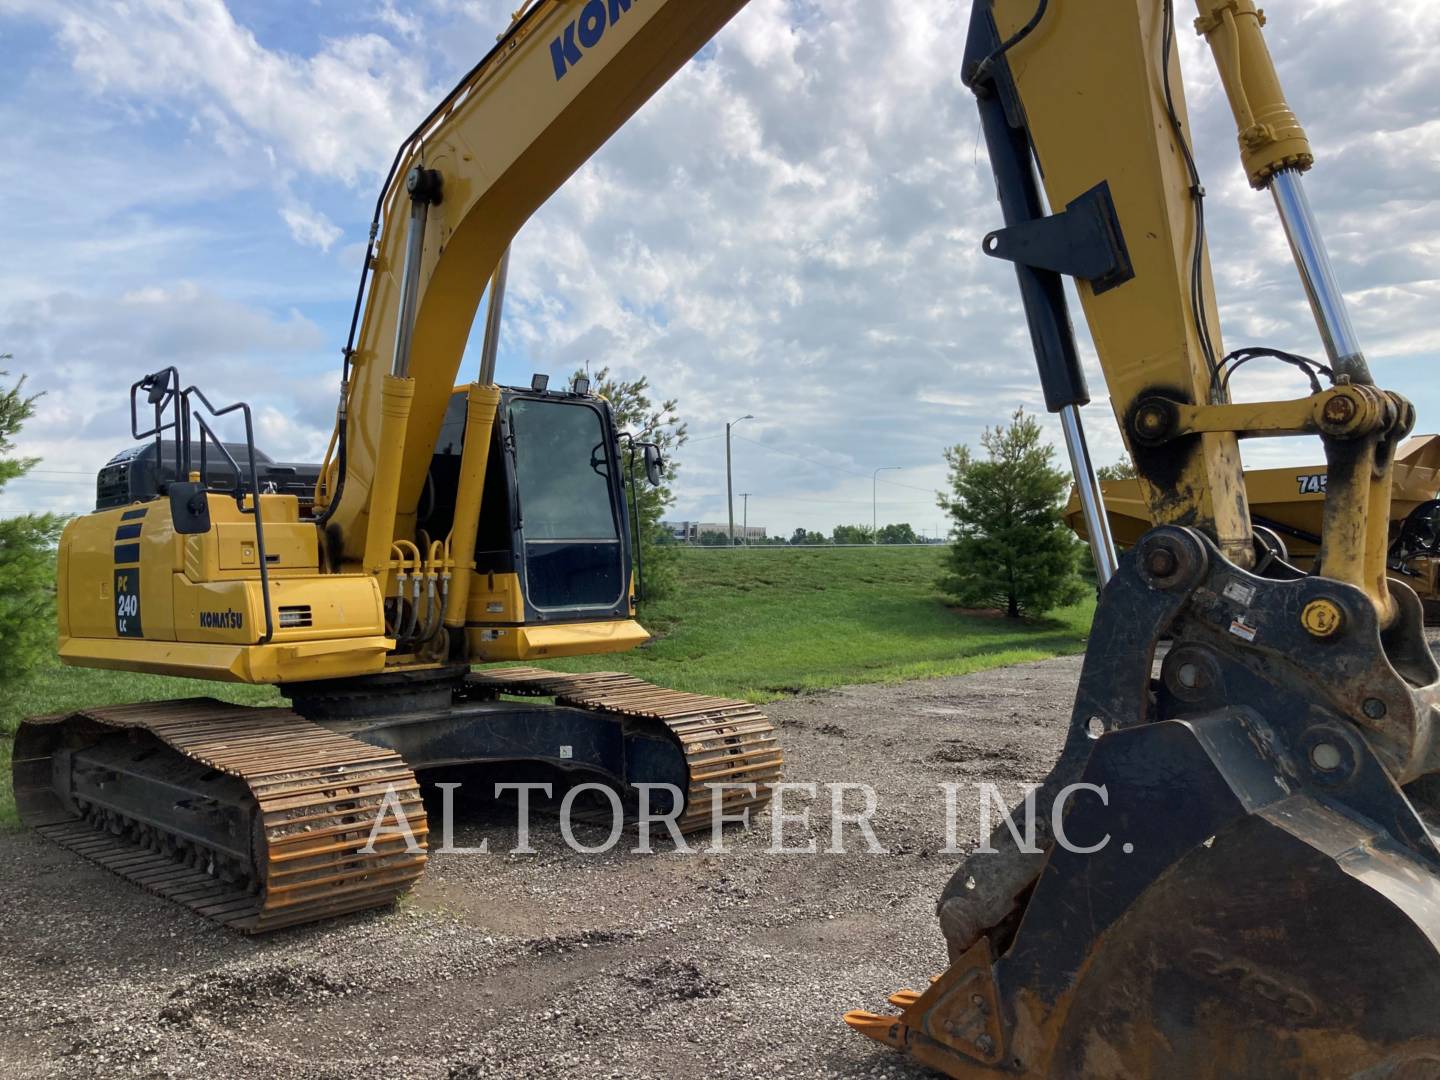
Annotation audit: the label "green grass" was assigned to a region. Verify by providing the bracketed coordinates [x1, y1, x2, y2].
[530, 546, 1094, 700]
[0, 546, 1094, 828]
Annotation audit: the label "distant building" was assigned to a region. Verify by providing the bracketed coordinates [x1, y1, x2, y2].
[665, 520, 767, 542]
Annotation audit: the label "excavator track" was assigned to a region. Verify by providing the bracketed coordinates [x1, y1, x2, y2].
[466, 668, 783, 831]
[13, 700, 428, 932]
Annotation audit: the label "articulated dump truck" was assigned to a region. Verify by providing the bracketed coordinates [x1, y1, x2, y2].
[1067, 435, 1440, 619]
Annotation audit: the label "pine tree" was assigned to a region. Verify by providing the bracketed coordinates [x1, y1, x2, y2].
[939, 408, 1085, 618]
[576, 367, 687, 598]
[0, 360, 64, 685]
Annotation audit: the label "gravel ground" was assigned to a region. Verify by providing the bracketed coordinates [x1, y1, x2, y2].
[0, 658, 1081, 1079]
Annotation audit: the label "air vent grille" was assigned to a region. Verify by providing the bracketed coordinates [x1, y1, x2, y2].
[278, 605, 313, 629]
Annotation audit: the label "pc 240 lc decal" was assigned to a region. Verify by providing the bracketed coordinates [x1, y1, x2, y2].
[114, 568, 142, 637]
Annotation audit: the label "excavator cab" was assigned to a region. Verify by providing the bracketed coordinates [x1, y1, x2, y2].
[421, 381, 643, 657]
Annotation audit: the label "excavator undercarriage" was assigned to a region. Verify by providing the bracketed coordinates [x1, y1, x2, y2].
[15, 669, 781, 931]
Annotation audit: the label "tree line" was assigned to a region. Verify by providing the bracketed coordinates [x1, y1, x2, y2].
[684, 522, 927, 546]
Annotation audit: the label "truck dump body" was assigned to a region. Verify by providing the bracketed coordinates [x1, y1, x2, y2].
[1067, 434, 1440, 570]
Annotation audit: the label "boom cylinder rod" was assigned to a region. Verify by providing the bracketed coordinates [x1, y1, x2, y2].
[1269, 169, 1372, 385]
[1192, 0, 1370, 386]
[391, 196, 431, 379]
[1059, 405, 1118, 586]
[478, 247, 511, 386]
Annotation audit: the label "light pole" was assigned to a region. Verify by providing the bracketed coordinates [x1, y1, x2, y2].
[740, 493, 751, 544]
[726, 414, 753, 546]
[872, 466, 901, 543]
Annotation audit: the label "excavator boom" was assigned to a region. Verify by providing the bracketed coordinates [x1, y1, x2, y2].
[318, 0, 748, 572]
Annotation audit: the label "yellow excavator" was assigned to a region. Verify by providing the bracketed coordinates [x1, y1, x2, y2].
[16, 0, 1440, 1073]
[14, 0, 783, 932]
[1064, 435, 1440, 618]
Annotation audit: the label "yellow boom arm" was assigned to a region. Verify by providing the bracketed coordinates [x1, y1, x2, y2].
[315, 0, 748, 570]
[977, 0, 1408, 622]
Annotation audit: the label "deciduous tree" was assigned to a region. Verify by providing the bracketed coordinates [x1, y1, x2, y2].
[831, 523, 875, 545]
[877, 522, 917, 545]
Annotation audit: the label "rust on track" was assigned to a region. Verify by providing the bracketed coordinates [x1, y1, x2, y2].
[14, 700, 428, 932]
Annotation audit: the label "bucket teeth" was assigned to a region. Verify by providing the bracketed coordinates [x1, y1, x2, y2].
[843, 1009, 909, 1049]
[888, 989, 921, 1009]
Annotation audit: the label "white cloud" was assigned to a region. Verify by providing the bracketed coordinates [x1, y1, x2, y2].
[5, 0, 1440, 536]
[374, 0, 424, 42]
[280, 202, 343, 252]
[12, 0, 435, 184]
[0, 282, 332, 495]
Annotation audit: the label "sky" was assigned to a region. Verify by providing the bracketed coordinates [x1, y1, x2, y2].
[2, 0, 1440, 539]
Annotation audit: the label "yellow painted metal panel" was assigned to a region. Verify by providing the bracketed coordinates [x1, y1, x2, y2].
[59, 634, 391, 684]
[993, 0, 1251, 564]
[465, 571, 526, 625]
[467, 618, 650, 662]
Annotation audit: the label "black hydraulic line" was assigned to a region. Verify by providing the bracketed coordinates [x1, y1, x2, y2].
[963, 1, 1089, 413]
[1160, 0, 1222, 399]
[968, 0, 1049, 86]
[1215, 346, 1332, 399]
[1251, 513, 1321, 550]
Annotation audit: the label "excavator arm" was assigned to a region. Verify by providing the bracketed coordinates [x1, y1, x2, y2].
[967, 0, 1407, 618]
[847, 2, 1440, 1076]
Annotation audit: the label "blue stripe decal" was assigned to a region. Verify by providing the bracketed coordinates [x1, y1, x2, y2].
[121, 507, 148, 521]
[114, 523, 142, 541]
[114, 543, 141, 565]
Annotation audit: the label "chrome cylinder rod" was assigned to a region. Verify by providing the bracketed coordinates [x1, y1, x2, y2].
[1269, 168, 1371, 386]
[1060, 404, 1118, 586]
[478, 246, 511, 386]
[391, 195, 431, 379]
